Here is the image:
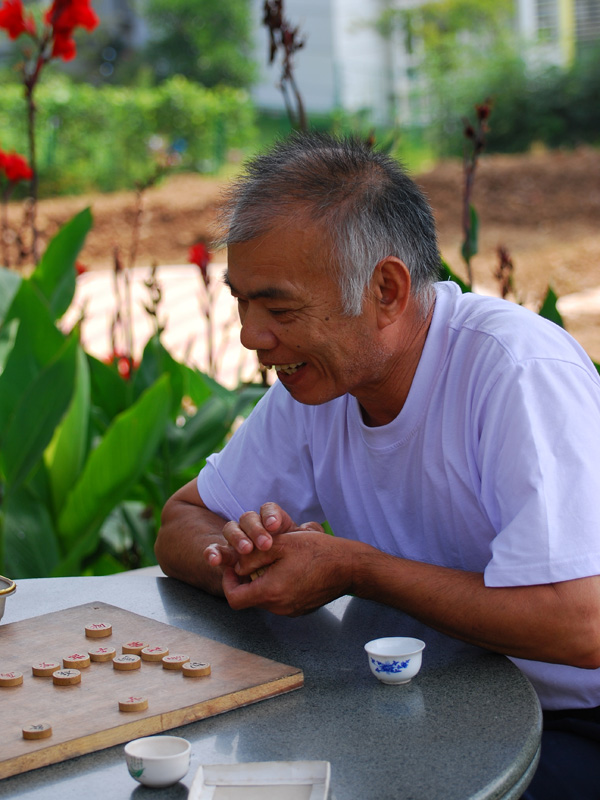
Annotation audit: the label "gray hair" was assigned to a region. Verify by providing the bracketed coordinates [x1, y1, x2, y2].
[218, 132, 441, 316]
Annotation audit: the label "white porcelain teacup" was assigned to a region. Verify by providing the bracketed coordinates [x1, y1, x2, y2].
[364, 637, 426, 685]
[125, 735, 191, 787]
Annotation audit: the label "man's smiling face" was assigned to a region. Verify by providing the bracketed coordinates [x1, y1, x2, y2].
[225, 219, 386, 408]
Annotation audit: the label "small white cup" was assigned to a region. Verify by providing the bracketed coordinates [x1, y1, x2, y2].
[364, 637, 426, 685]
[125, 735, 191, 787]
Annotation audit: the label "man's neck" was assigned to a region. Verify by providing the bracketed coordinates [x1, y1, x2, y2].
[357, 299, 435, 427]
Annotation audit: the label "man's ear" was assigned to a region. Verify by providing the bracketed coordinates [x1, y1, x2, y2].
[371, 257, 411, 328]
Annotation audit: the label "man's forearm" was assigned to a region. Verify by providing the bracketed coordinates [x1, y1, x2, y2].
[155, 483, 228, 596]
[227, 526, 600, 667]
[350, 544, 600, 668]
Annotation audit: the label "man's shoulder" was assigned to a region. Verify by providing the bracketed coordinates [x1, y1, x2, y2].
[435, 281, 595, 372]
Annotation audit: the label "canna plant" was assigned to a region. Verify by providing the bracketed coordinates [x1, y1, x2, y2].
[0, 210, 266, 578]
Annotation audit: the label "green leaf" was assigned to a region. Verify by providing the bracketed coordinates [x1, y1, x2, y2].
[0, 280, 68, 435]
[87, 353, 129, 422]
[4, 484, 61, 578]
[461, 204, 479, 265]
[0, 332, 78, 494]
[133, 334, 184, 414]
[438, 257, 471, 292]
[82, 552, 127, 576]
[44, 346, 91, 516]
[100, 501, 157, 567]
[0, 267, 22, 325]
[538, 286, 564, 328]
[166, 394, 235, 472]
[0, 318, 19, 374]
[180, 365, 212, 408]
[56, 374, 171, 558]
[29, 208, 93, 320]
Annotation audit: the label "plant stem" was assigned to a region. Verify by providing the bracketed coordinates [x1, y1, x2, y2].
[462, 161, 476, 286]
[23, 52, 46, 265]
[1, 186, 10, 268]
[285, 68, 307, 131]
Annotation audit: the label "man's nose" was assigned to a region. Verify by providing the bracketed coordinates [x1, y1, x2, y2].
[239, 307, 278, 351]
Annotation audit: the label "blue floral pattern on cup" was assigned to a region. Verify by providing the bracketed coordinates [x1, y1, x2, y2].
[371, 657, 410, 674]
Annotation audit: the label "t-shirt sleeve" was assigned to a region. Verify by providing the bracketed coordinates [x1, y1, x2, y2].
[479, 357, 600, 587]
[197, 382, 325, 524]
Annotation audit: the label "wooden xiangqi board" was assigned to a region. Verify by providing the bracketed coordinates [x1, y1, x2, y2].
[0, 601, 303, 779]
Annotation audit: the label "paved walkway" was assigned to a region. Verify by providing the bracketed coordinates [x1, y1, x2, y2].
[61, 261, 259, 388]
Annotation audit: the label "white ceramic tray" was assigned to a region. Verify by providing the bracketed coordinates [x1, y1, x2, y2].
[188, 761, 331, 800]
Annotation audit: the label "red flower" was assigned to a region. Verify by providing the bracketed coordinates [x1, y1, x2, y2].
[51, 29, 76, 60]
[0, 0, 35, 40]
[0, 149, 33, 183]
[47, 0, 99, 31]
[105, 350, 136, 380]
[75, 261, 87, 276]
[189, 242, 212, 287]
[45, 0, 99, 61]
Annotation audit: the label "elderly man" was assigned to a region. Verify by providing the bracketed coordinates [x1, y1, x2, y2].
[156, 133, 600, 799]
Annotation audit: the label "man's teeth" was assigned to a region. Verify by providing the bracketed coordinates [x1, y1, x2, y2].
[268, 362, 305, 375]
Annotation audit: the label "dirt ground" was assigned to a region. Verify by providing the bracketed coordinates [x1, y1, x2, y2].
[9, 145, 600, 359]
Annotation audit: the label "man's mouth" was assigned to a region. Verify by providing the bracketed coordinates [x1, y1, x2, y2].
[265, 361, 306, 375]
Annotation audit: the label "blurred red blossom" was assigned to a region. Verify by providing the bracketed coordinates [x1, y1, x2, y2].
[0, 0, 35, 39]
[189, 242, 212, 287]
[75, 260, 87, 276]
[0, 0, 99, 60]
[46, 0, 99, 61]
[0, 148, 33, 183]
[105, 350, 136, 380]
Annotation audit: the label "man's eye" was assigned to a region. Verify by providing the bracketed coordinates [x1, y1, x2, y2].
[269, 308, 292, 317]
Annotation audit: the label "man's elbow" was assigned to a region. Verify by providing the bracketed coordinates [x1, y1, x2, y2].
[154, 499, 177, 574]
[565, 615, 600, 669]
[154, 527, 167, 571]
[572, 640, 600, 670]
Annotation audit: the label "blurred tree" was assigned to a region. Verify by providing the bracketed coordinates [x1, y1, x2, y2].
[143, 0, 256, 87]
[380, 0, 515, 70]
[375, 0, 519, 153]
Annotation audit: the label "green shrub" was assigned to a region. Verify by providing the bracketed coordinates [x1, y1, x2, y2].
[427, 44, 600, 156]
[0, 75, 256, 196]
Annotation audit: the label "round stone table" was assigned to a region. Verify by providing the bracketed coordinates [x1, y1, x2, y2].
[0, 574, 541, 799]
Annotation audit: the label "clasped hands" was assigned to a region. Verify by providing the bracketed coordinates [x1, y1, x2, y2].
[203, 502, 350, 616]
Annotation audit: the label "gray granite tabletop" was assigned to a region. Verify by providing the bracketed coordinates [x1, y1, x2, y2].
[0, 575, 542, 799]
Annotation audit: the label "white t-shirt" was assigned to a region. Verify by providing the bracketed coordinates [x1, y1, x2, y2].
[198, 281, 600, 709]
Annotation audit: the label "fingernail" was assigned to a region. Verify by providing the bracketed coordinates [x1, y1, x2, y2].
[239, 540, 252, 553]
[257, 535, 270, 549]
[264, 515, 277, 528]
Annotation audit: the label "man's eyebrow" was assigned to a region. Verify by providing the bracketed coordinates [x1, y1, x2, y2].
[222, 271, 295, 301]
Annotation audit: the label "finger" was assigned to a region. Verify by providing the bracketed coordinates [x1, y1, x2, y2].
[238, 510, 273, 551]
[298, 521, 325, 533]
[222, 518, 255, 554]
[203, 543, 238, 568]
[260, 502, 298, 535]
[222, 567, 258, 610]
